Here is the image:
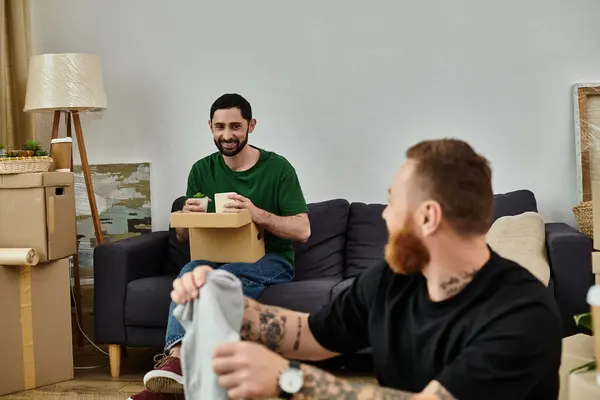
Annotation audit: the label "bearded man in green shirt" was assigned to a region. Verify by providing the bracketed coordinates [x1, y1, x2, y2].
[131, 93, 311, 400]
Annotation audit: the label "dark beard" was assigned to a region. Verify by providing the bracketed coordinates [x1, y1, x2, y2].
[384, 218, 430, 275]
[214, 130, 249, 157]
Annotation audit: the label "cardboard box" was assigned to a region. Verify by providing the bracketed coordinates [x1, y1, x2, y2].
[569, 371, 600, 400]
[170, 210, 265, 263]
[559, 334, 595, 400]
[592, 181, 600, 250]
[592, 253, 600, 285]
[0, 258, 74, 395]
[0, 172, 77, 262]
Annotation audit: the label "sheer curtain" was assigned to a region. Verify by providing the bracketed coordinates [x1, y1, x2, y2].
[0, 0, 34, 150]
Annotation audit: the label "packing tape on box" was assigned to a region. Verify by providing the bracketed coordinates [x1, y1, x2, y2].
[0, 248, 39, 266]
[20, 265, 35, 389]
[0, 248, 38, 388]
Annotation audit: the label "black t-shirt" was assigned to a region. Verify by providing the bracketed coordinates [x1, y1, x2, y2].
[308, 250, 562, 400]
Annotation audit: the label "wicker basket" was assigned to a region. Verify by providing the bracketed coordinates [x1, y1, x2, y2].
[573, 201, 594, 238]
[0, 156, 54, 174]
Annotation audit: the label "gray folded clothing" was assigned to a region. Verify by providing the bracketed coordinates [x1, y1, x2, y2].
[173, 269, 244, 399]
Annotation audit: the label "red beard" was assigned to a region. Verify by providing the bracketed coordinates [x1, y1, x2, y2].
[384, 218, 431, 275]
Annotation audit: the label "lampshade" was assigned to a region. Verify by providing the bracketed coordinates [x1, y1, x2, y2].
[23, 53, 107, 112]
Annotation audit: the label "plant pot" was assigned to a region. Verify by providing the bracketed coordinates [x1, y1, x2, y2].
[18, 150, 34, 157]
[7, 150, 19, 158]
[197, 197, 209, 211]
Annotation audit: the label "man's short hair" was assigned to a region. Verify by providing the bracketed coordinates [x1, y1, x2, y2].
[210, 93, 252, 121]
[406, 138, 494, 235]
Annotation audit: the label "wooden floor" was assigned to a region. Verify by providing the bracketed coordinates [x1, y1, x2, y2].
[4, 345, 375, 399]
[3, 285, 375, 399]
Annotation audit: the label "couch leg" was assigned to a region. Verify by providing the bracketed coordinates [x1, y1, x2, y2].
[108, 344, 121, 378]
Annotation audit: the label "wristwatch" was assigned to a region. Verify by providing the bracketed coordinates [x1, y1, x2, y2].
[278, 360, 304, 399]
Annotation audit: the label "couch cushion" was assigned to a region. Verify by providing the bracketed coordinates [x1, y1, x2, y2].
[293, 199, 349, 281]
[493, 190, 537, 222]
[125, 275, 175, 328]
[259, 279, 341, 313]
[487, 211, 550, 286]
[345, 203, 388, 278]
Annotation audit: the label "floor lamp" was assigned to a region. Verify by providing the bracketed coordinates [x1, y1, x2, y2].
[23, 53, 107, 346]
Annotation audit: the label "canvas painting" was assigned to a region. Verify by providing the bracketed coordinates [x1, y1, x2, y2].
[573, 83, 600, 202]
[74, 162, 152, 281]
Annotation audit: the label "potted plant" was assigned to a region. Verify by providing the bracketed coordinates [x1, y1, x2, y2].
[20, 139, 42, 157]
[571, 312, 596, 372]
[192, 192, 209, 211]
[0, 143, 5, 158]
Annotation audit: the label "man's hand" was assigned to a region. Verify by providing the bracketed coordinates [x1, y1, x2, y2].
[170, 265, 214, 304]
[183, 197, 211, 213]
[212, 341, 287, 400]
[223, 193, 260, 220]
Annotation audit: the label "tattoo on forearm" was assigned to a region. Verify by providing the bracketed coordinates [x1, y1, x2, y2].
[439, 269, 478, 296]
[297, 365, 416, 400]
[239, 298, 287, 353]
[259, 309, 287, 351]
[293, 316, 302, 351]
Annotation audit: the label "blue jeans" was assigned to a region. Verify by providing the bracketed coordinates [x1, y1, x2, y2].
[164, 254, 294, 351]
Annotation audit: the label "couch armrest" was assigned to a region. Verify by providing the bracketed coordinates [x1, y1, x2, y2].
[93, 231, 169, 344]
[545, 223, 594, 336]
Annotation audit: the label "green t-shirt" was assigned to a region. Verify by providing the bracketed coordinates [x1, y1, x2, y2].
[185, 146, 308, 267]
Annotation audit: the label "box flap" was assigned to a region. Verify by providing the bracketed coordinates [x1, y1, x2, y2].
[0, 172, 73, 189]
[43, 172, 73, 187]
[170, 210, 252, 228]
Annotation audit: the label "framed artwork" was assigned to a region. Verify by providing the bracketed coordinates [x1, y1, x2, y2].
[574, 83, 600, 202]
[73, 162, 152, 282]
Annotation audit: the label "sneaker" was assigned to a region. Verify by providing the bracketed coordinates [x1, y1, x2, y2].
[143, 354, 184, 394]
[128, 390, 184, 400]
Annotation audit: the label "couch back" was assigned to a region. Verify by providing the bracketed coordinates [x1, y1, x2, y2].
[293, 189, 539, 281]
[167, 190, 539, 281]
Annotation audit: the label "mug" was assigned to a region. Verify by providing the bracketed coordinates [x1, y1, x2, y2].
[50, 137, 73, 171]
[214, 192, 237, 213]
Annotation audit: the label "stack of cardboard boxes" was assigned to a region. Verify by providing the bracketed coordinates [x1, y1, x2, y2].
[0, 172, 77, 395]
[559, 181, 600, 399]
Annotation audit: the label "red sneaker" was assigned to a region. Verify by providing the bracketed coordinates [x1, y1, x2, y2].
[128, 390, 184, 400]
[143, 354, 184, 394]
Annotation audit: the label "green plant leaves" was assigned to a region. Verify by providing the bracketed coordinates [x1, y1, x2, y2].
[574, 313, 593, 331]
[570, 360, 596, 373]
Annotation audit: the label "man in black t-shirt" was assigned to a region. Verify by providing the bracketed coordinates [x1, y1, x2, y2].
[169, 138, 562, 400]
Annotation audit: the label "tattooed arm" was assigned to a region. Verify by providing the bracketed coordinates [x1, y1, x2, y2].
[292, 365, 455, 400]
[240, 297, 338, 361]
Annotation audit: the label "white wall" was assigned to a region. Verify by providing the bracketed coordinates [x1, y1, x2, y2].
[30, 0, 600, 230]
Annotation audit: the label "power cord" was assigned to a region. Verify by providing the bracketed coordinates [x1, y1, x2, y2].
[70, 277, 110, 370]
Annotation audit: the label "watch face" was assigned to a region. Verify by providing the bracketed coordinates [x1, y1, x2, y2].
[279, 368, 304, 393]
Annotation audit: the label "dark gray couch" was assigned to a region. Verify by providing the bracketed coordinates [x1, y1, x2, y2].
[94, 190, 594, 375]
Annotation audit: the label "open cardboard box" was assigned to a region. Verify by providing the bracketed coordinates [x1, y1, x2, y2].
[0, 258, 74, 395]
[170, 210, 265, 263]
[0, 172, 77, 262]
[559, 334, 596, 400]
